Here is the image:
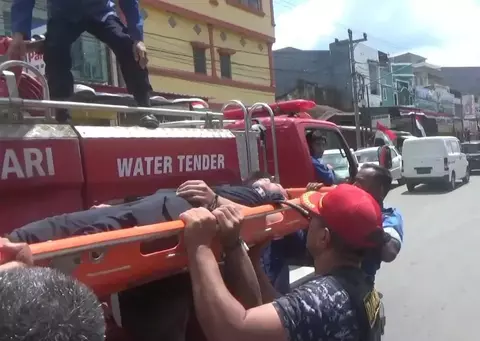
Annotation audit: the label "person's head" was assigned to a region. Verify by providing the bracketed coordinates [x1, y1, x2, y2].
[299, 184, 387, 273]
[244, 171, 288, 199]
[374, 138, 386, 147]
[306, 131, 327, 158]
[353, 164, 392, 204]
[0, 266, 105, 341]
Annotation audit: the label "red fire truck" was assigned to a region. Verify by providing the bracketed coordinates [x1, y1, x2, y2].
[0, 39, 364, 340]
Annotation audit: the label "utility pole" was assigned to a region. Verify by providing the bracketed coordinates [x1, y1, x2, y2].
[347, 29, 367, 149]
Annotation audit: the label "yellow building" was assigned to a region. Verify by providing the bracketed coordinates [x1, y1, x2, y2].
[141, 0, 276, 107]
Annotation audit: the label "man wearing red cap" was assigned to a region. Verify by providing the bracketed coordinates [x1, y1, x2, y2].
[182, 184, 386, 341]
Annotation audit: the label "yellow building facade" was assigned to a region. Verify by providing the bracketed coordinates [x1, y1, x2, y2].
[141, 0, 276, 107]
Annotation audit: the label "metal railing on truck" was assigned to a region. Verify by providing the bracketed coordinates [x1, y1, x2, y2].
[0, 60, 281, 179]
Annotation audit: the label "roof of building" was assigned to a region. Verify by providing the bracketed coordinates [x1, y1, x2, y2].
[390, 52, 426, 64]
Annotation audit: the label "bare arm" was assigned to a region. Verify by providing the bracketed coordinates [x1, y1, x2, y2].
[223, 243, 262, 308]
[187, 244, 287, 341]
[249, 244, 281, 303]
[176, 180, 283, 223]
[381, 238, 401, 262]
[214, 206, 262, 309]
[217, 195, 284, 225]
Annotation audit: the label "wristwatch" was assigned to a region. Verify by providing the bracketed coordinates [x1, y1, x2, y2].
[207, 194, 219, 211]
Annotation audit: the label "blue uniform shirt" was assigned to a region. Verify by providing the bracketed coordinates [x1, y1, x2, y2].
[11, 0, 144, 42]
[260, 230, 308, 294]
[361, 207, 404, 279]
[312, 156, 335, 185]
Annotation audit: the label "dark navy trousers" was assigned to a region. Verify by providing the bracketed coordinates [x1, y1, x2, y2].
[43, 15, 152, 106]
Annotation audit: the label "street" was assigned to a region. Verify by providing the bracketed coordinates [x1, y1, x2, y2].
[290, 176, 480, 340]
[378, 175, 480, 341]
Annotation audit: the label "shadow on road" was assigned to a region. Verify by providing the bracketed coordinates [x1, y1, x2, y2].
[401, 182, 467, 196]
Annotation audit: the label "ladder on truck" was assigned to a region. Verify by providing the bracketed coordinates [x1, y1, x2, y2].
[0, 59, 305, 296]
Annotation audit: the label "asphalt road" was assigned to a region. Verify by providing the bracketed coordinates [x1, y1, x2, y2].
[289, 176, 480, 340]
[378, 176, 480, 341]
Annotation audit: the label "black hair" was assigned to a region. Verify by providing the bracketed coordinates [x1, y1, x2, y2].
[306, 131, 327, 144]
[0, 267, 105, 341]
[243, 170, 274, 186]
[374, 138, 386, 147]
[360, 163, 393, 196]
[329, 226, 390, 261]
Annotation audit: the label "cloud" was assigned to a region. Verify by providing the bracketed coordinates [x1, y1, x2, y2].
[273, 0, 347, 50]
[273, 0, 480, 66]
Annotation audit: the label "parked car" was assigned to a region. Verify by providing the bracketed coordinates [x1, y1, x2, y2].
[322, 149, 357, 183]
[461, 140, 480, 171]
[402, 136, 469, 192]
[355, 146, 404, 185]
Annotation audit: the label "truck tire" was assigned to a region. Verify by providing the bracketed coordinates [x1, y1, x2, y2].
[462, 168, 470, 184]
[406, 182, 415, 192]
[446, 172, 456, 191]
[397, 177, 405, 186]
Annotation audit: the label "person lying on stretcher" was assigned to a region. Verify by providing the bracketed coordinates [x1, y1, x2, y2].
[8, 172, 288, 244]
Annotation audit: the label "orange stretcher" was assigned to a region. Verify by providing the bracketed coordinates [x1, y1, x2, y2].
[29, 187, 334, 297]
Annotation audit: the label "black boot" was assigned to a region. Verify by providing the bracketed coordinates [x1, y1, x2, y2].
[55, 109, 71, 124]
[135, 94, 159, 128]
[139, 113, 159, 128]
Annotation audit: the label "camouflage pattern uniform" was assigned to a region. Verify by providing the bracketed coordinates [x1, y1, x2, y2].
[273, 275, 359, 340]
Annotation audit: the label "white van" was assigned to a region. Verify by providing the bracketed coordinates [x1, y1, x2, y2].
[402, 136, 470, 192]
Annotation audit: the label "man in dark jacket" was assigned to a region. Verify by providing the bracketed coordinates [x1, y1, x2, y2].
[8, 0, 159, 128]
[8, 179, 286, 244]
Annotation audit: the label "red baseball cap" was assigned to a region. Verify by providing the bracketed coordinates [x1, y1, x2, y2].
[300, 184, 383, 249]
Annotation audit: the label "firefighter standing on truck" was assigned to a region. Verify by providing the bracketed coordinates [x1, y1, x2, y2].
[7, 0, 160, 128]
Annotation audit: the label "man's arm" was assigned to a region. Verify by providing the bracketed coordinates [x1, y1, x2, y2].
[223, 243, 263, 309]
[11, 0, 35, 39]
[176, 181, 284, 224]
[216, 195, 283, 226]
[381, 209, 404, 262]
[187, 243, 288, 341]
[311, 157, 335, 185]
[0, 238, 33, 271]
[252, 255, 282, 303]
[118, 0, 144, 42]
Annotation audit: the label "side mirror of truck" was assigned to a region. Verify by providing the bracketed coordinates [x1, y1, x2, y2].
[378, 146, 392, 169]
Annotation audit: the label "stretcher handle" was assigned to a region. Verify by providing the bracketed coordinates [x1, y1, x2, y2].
[30, 199, 301, 261]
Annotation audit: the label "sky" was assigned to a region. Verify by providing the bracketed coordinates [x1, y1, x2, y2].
[273, 0, 480, 67]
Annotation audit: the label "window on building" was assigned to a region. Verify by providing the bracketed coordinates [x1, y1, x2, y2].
[1, 2, 110, 84]
[396, 80, 409, 91]
[238, 0, 261, 10]
[3, 11, 11, 36]
[71, 34, 110, 83]
[192, 47, 207, 74]
[382, 87, 388, 100]
[368, 63, 379, 95]
[220, 53, 232, 79]
[379, 67, 387, 85]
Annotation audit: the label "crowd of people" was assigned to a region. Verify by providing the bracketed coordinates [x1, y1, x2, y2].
[0, 162, 404, 341]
